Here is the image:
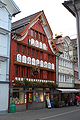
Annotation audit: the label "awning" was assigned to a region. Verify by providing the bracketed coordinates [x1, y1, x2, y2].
[57, 89, 79, 93]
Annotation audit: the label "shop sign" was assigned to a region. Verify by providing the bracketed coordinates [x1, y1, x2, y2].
[48, 62, 51, 69]
[22, 55, 26, 63]
[40, 60, 43, 67]
[35, 40, 39, 48]
[27, 57, 31, 64]
[17, 54, 21, 62]
[44, 61, 47, 68]
[43, 43, 47, 50]
[52, 63, 54, 70]
[39, 42, 42, 49]
[32, 58, 35, 65]
[31, 38, 35, 46]
[36, 59, 39, 66]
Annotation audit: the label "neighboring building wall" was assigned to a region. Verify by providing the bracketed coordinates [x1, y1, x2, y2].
[56, 36, 74, 88]
[0, 0, 20, 112]
[70, 38, 80, 88]
[58, 51, 74, 88]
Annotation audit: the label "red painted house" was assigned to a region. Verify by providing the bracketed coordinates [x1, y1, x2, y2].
[10, 11, 56, 111]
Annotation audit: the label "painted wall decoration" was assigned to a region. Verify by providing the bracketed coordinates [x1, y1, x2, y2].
[48, 62, 51, 69]
[22, 55, 27, 63]
[27, 57, 31, 64]
[52, 63, 54, 70]
[28, 39, 31, 45]
[43, 43, 47, 50]
[35, 40, 39, 48]
[32, 58, 35, 65]
[31, 38, 35, 46]
[17, 54, 22, 62]
[36, 59, 40, 66]
[39, 42, 43, 49]
[40, 60, 43, 67]
[44, 61, 47, 68]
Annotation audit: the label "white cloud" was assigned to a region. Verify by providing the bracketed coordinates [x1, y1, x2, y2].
[13, 0, 77, 38]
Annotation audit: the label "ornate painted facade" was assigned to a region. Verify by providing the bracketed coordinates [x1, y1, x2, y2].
[10, 11, 56, 111]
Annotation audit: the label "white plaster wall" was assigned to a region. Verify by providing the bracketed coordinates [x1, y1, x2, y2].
[0, 84, 9, 111]
[0, 34, 8, 56]
[0, 7, 10, 31]
[0, 61, 6, 81]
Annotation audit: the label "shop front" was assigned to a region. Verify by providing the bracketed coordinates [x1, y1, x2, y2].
[57, 88, 79, 107]
[12, 86, 52, 111]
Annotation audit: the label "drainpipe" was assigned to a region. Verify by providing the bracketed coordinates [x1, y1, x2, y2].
[72, 0, 80, 80]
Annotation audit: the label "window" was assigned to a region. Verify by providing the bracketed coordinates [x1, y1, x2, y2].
[36, 50, 39, 59]
[26, 67, 28, 78]
[15, 65, 20, 77]
[17, 43, 21, 52]
[22, 45, 26, 54]
[28, 48, 31, 55]
[32, 49, 35, 57]
[33, 91, 44, 102]
[40, 52, 43, 60]
[13, 88, 25, 104]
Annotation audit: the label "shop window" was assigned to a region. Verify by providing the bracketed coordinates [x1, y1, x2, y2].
[33, 91, 44, 102]
[13, 89, 25, 104]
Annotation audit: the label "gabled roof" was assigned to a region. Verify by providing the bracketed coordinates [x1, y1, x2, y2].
[12, 11, 42, 30]
[12, 10, 53, 40]
[62, 0, 80, 17]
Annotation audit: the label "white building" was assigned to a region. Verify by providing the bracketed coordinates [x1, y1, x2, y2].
[56, 36, 75, 91]
[0, 0, 20, 112]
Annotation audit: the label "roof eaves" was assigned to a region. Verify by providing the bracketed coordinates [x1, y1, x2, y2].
[62, 1, 76, 17]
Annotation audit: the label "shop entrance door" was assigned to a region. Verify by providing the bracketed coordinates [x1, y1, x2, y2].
[26, 93, 29, 109]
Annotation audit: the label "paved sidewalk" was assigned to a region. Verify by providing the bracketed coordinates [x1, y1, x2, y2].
[0, 106, 80, 120]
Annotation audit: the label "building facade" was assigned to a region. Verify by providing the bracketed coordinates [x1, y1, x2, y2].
[70, 38, 80, 89]
[55, 35, 77, 106]
[0, 0, 20, 112]
[10, 11, 56, 111]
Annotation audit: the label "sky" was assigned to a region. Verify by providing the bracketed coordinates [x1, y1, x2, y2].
[13, 0, 77, 38]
